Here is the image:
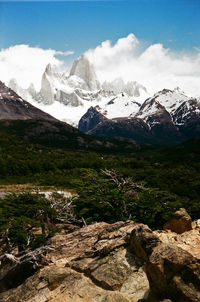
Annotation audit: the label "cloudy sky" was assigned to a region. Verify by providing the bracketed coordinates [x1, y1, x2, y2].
[0, 0, 200, 95]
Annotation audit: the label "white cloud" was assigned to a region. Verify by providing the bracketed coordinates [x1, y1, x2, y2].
[85, 33, 138, 73]
[55, 50, 74, 56]
[1, 36, 200, 97]
[0, 44, 73, 90]
[85, 34, 200, 96]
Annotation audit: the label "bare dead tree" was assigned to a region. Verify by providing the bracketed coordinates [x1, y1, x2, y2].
[100, 169, 145, 215]
[101, 169, 145, 191]
[48, 192, 78, 223]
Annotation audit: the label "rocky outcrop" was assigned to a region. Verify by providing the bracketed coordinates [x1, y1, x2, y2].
[163, 208, 192, 234]
[0, 217, 200, 302]
[131, 223, 200, 302]
[0, 221, 149, 302]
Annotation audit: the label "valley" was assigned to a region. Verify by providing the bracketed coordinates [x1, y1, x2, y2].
[1, 0, 200, 300]
[0, 40, 199, 302]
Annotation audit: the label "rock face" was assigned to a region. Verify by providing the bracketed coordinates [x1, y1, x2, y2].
[0, 221, 149, 302]
[70, 55, 100, 91]
[1, 218, 200, 302]
[56, 89, 83, 107]
[40, 64, 54, 105]
[131, 223, 200, 302]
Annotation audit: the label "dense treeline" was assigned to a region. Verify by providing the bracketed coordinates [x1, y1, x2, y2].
[0, 129, 200, 249]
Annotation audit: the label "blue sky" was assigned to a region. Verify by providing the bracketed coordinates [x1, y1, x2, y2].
[0, 0, 200, 97]
[0, 0, 200, 59]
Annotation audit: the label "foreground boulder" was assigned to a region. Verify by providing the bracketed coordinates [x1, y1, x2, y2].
[130, 224, 200, 302]
[0, 218, 200, 302]
[0, 221, 149, 302]
[163, 208, 192, 234]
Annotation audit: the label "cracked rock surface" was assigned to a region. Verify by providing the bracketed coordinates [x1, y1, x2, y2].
[0, 218, 200, 302]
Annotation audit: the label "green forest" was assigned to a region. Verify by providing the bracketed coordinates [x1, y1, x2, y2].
[0, 126, 200, 252]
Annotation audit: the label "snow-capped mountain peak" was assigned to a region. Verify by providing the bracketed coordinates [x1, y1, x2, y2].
[136, 88, 191, 122]
[95, 92, 142, 119]
[173, 86, 185, 95]
[5, 55, 151, 126]
[44, 63, 53, 76]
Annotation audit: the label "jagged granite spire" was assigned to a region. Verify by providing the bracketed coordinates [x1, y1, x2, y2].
[40, 64, 54, 105]
[69, 55, 100, 91]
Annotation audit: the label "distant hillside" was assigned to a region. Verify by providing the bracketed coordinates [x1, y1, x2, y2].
[0, 81, 56, 121]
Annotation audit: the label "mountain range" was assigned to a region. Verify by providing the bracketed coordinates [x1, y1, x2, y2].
[4, 54, 200, 145]
[7, 55, 149, 127]
[79, 88, 200, 144]
[0, 80, 138, 152]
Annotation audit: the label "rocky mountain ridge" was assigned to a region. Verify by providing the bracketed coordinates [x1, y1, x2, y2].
[0, 81, 56, 121]
[0, 81, 139, 152]
[79, 88, 200, 144]
[7, 55, 149, 126]
[5, 54, 200, 144]
[0, 209, 200, 302]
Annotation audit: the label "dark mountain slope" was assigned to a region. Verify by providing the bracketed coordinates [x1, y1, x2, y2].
[0, 81, 138, 152]
[0, 81, 56, 121]
[78, 106, 108, 133]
